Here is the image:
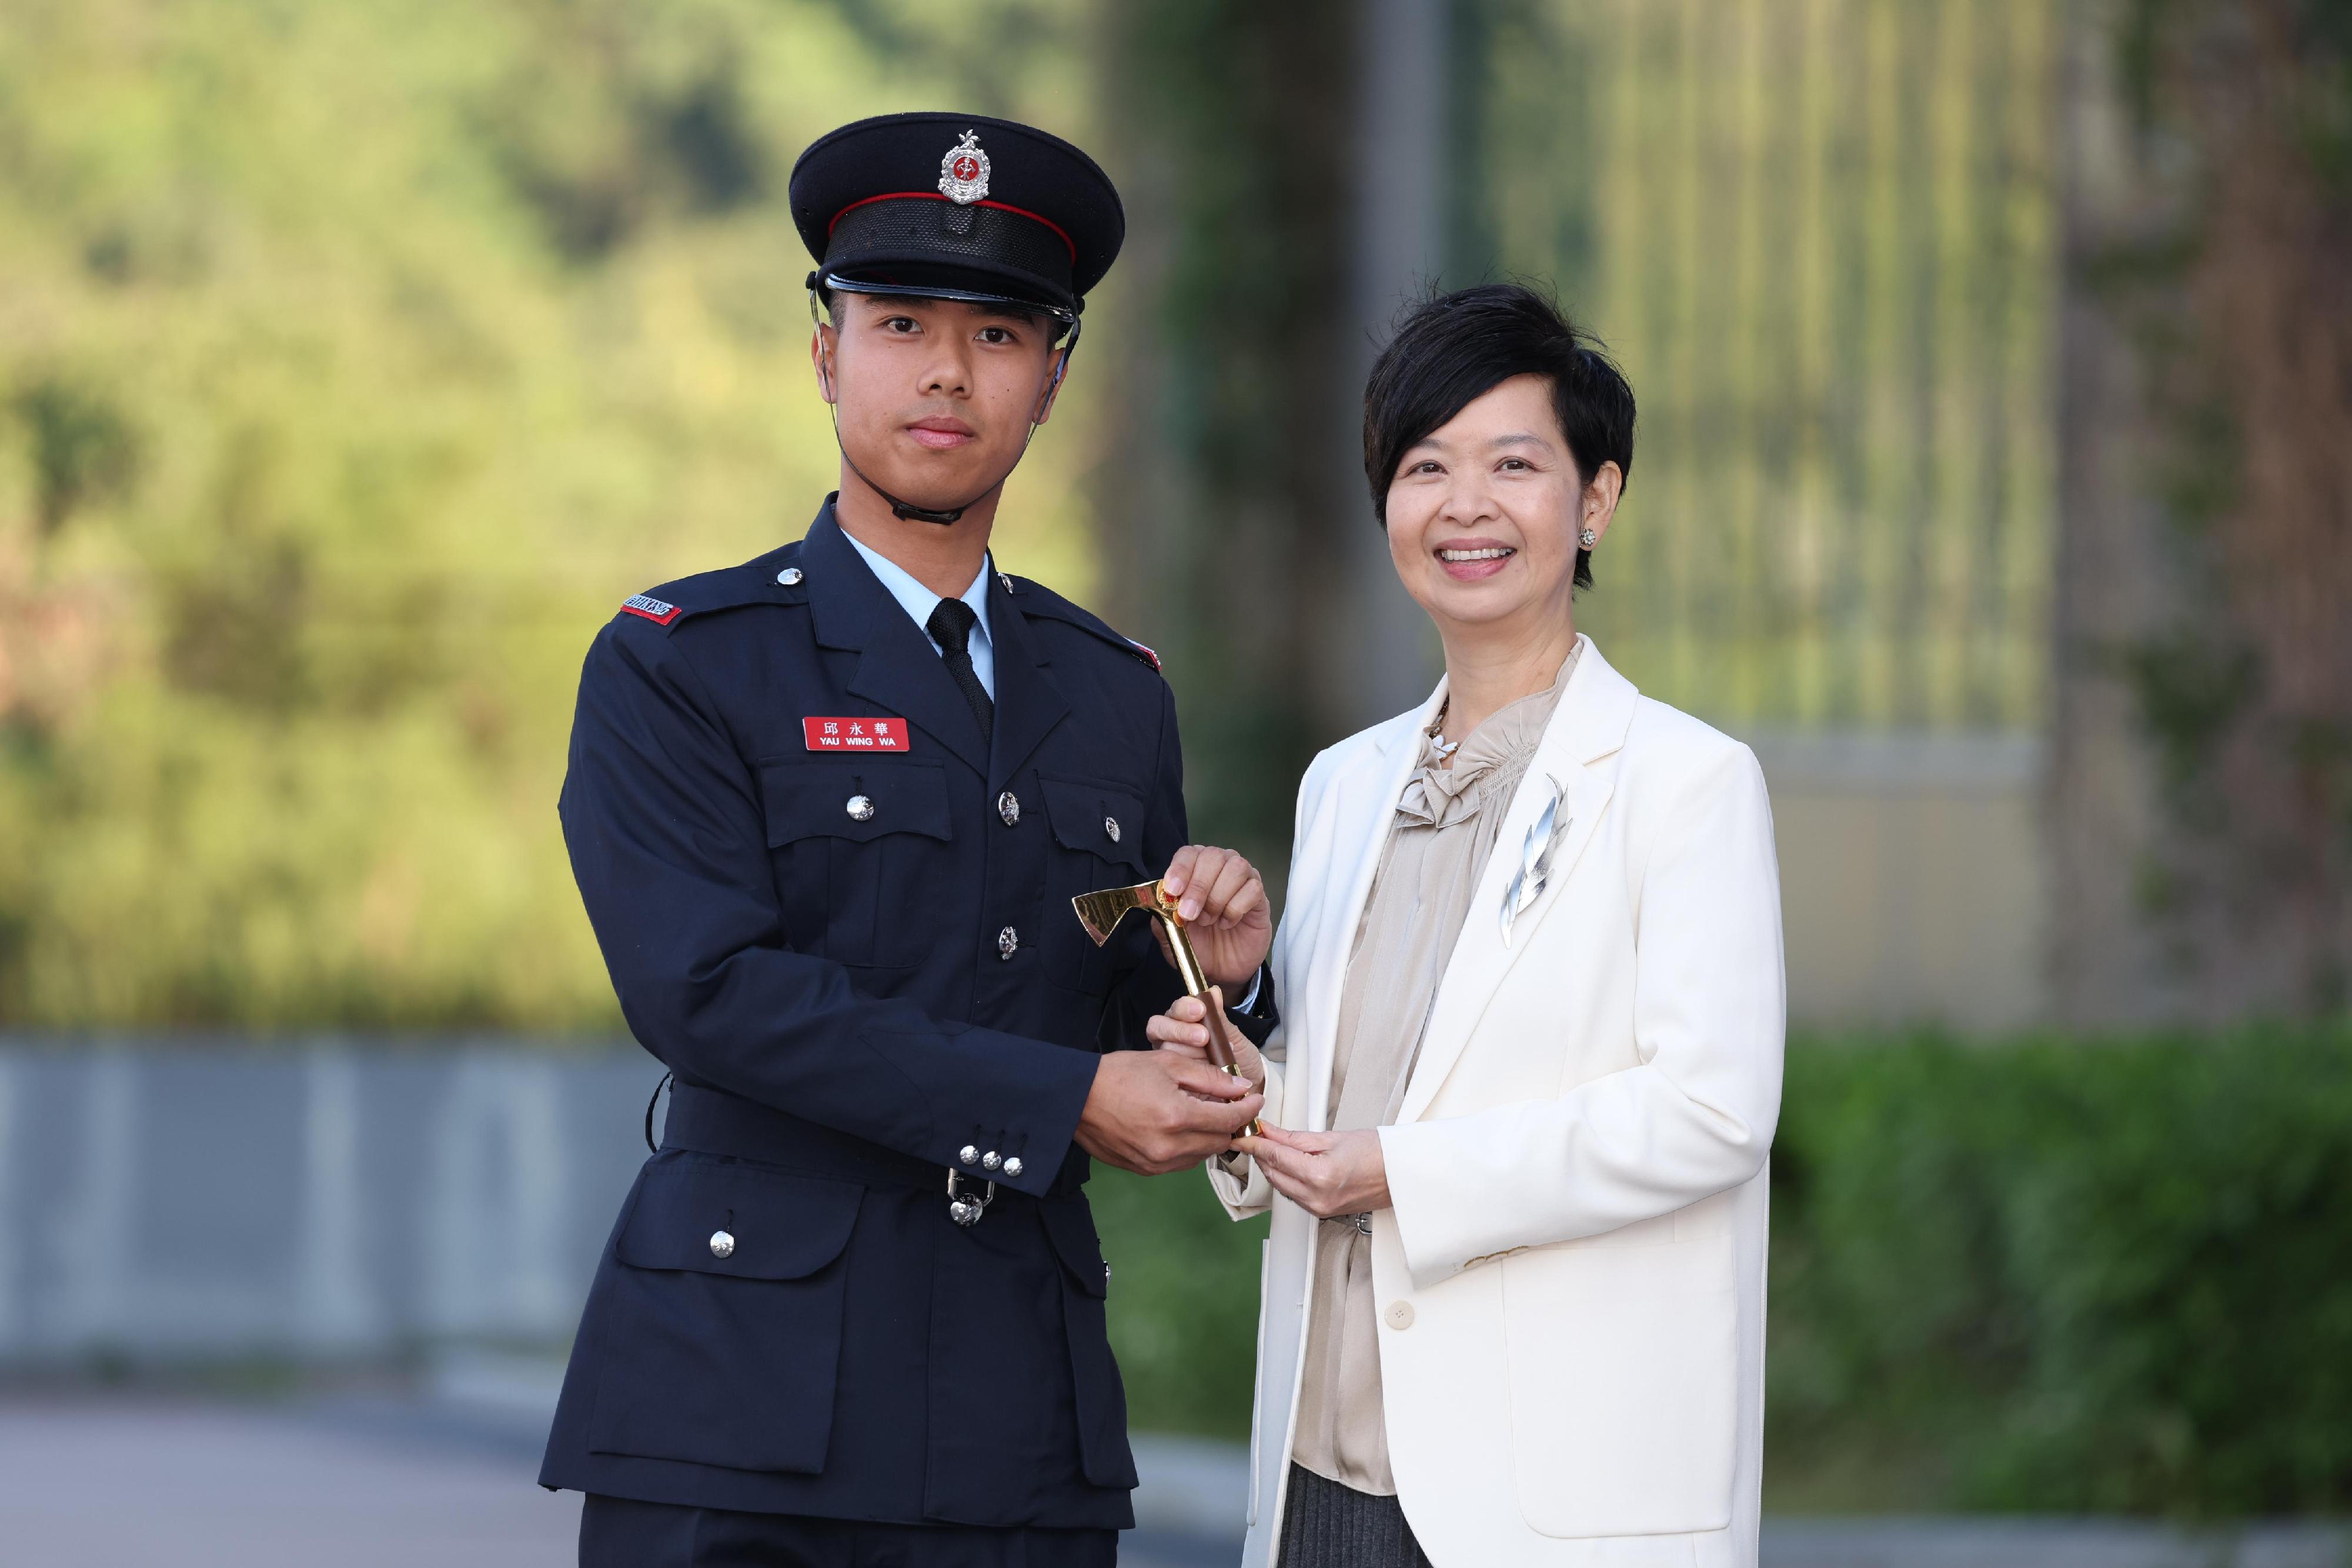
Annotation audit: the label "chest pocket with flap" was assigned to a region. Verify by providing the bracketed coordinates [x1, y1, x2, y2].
[760, 760, 951, 967]
[1038, 775, 1149, 994]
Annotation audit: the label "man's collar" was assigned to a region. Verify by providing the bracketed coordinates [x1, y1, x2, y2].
[839, 527, 994, 648]
[798, 501, 993, 770]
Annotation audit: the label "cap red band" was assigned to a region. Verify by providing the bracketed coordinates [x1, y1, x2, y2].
[826, 191, 1077, 262]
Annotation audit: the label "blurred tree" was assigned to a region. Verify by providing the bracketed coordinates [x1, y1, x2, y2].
[0, 0, 1101, 1028]
[2051, 0, 2352, 1021]
[1091, 0, 1451, 880]
[12, 376, 142, 539]
[1089, 0, 1365, 872]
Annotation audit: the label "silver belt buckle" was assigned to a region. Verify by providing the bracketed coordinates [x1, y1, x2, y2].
[947, 1169, 996, 1227]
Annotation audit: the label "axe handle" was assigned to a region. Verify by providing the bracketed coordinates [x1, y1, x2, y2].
[1201, 995, 1267, 1141]
[1155, 912, 1264, 1139]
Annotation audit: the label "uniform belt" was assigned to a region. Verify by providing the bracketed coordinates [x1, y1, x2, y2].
[660, 1081, 1086, 1199]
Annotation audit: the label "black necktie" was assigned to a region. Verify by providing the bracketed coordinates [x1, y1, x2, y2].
[926, 597, 993, 743]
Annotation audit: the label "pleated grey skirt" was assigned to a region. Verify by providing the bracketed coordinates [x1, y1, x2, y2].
[1275, 1465, 1435, 1568]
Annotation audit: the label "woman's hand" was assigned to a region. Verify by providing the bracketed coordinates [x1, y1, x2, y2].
[1234, 1125, 1392, 1218]
[1157, 845, 1272, 989]
[1144, 991, 1265, 1094]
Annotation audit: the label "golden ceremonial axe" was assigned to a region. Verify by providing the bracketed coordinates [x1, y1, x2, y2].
[1071, 880, 1264, 1137]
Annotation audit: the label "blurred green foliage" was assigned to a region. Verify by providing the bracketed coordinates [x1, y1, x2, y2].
[1101, 1029, 2352, 1516]
[0, 0, 1099, 1027]
[1770, 1026, 2352, 1516]
[1090, 1158, 1269, 1442]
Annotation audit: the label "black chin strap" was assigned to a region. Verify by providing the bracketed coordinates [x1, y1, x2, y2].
[836, 438, 981, 524]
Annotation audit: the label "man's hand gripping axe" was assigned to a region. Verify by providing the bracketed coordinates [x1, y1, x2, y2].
[1071, 880, 1264, 1137]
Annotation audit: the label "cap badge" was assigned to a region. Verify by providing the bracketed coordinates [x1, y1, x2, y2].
[938, 129, 991, 205]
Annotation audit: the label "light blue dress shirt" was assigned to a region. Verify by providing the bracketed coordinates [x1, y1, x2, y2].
[843, 531, 997, 700]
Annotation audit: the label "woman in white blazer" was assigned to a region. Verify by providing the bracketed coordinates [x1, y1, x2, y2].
[1149, 285, 1785, 1568]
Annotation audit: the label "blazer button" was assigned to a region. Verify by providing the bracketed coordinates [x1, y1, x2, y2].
[998, 926, 1018, 960]
[1002, 1156, 1024, 1179]
[709, 1229, 736, 1260]
[981, 1151, 1002, 1171]
[776, 566, 804, 586]
[846, 794, 875, 823]
[998, 791, 1021, 827]
[958, 1145, 980, 1167]
[1384, 1299, 1415, 1331]
[1104, 815, 1121, 843]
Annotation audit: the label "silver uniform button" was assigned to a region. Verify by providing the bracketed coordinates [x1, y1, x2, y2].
[998, 925, 1018, 960]
[959, 1145, 980, 1167]
[981, 1151, 1001, 1172]
[846, 794, 875, 822]
[1104, 816, 1121, 843]
[776, 566, 804, 586]
[998, 791, 1020, 827]
[1003, 1156, 1024, 1179]
[709, 1229, 736, 1259]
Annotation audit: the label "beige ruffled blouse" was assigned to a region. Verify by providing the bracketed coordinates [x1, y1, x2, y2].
[1288, 643, 1578, 1496]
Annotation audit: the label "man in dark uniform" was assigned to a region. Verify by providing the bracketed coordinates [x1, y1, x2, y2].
[539, 112, 1275, 1567]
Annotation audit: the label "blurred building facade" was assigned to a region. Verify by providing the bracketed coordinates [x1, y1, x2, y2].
[1100, 0, 2057, 1030]
[1470, 0, 2056, 1031]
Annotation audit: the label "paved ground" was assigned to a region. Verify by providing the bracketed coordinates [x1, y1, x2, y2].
[0, 1394, 1237, 1568]
[0, 1393, 2341, 1567]
[0, 1398, 577, 1568]
[1759, 1519, 2348, 1568]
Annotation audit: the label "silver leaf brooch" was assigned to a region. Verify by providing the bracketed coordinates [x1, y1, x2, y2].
[1499, 774, 1571, 948]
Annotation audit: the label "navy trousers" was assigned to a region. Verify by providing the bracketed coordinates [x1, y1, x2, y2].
[579, 1494, 1119, 1568]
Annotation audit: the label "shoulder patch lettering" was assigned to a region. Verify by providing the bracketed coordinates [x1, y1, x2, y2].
[621, 594, 683, 626]
[1126, 637, 1161, 672]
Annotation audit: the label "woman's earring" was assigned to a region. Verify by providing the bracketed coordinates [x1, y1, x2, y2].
[1579, 528, 1598, 548]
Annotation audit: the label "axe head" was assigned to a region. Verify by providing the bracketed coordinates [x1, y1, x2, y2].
[1070, 880, 1172, 947]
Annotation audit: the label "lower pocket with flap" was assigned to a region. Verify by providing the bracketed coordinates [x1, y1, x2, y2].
[587, 1151, 863, 1473]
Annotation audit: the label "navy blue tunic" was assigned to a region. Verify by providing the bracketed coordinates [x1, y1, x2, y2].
[537, 501, 1272, 1529]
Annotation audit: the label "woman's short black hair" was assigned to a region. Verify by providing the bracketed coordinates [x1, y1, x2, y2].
[1363, 282, 1635, 590]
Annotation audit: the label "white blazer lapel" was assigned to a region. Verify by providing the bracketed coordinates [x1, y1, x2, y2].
[1292, 678, 1446, 1136]
[1398, 640, 1639, 1125]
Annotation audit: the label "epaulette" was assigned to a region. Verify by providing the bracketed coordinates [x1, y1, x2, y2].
[614, 543, 807, 631]
[1001, 574, 1163, 674]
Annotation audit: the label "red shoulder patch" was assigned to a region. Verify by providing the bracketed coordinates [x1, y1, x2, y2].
[1127, 638, 1161, 671]
[620, 593, 683, 626]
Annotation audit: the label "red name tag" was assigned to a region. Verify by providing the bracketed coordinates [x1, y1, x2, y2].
[803, 716, 910, 752]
